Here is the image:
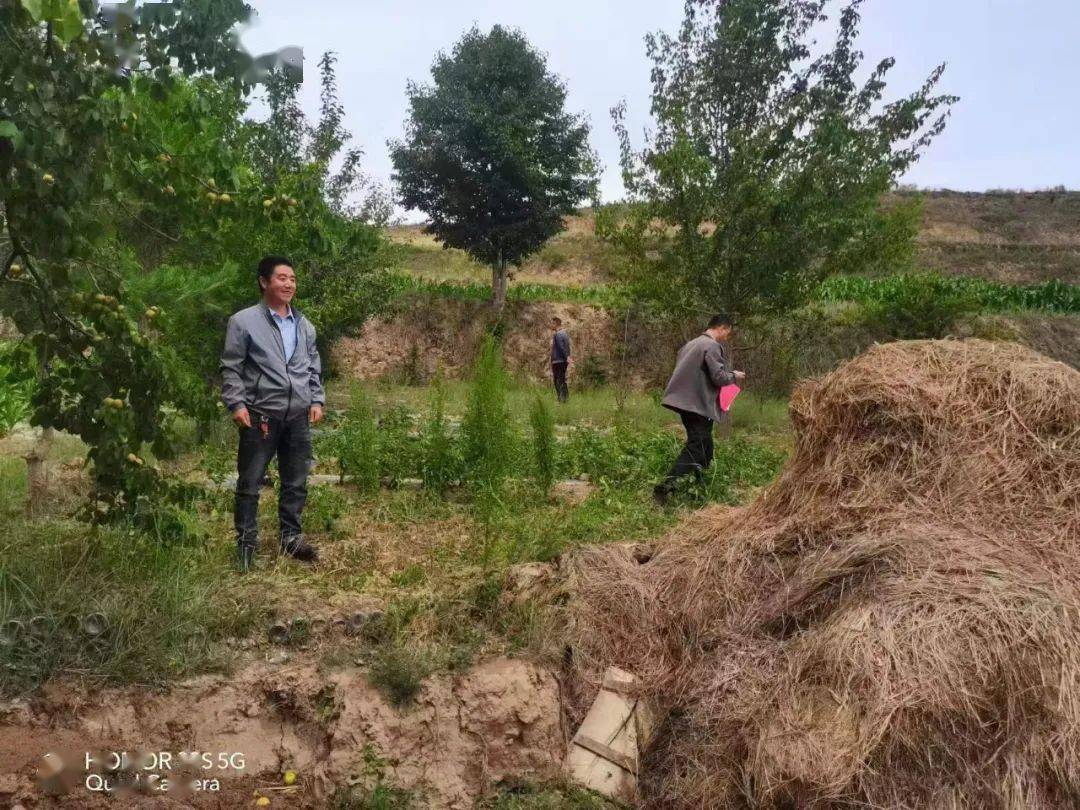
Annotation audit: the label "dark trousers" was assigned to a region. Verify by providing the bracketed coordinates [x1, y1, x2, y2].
[552, 362, 569, 403]
[659, 410, 714, 491]
[235, 413, 311, 546]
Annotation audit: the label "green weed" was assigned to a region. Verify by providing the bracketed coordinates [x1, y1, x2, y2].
[528, 395, 557, 495]
[338, 384, 381, 491]
[367, 643, 431, 706]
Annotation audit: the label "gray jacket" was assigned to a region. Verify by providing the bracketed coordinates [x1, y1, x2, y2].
[220, 303, 325, 421]
[661, 334, 735, 423]
[551, 329, 571, 364]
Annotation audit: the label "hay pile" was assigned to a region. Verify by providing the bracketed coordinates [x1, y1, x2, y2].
[572, 339, 1080, 808]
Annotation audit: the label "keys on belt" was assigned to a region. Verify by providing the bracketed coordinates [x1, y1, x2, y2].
[259, 414, 270, 440]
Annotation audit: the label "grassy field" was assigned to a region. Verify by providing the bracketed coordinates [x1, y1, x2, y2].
[0, 376, 791, 699]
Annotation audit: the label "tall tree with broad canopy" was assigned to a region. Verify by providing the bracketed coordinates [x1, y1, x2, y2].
[600, 0, 958, 321]
[391, 25, 599, 311]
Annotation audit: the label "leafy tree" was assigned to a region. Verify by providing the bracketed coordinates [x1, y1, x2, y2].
[599, 0, 957, 320]
[0, 0, 259, 525]
[0, 3, 393, 530]
[119, 63, 396, 382]
[244, 52, 392, 223]
[390, 25, 599, 311]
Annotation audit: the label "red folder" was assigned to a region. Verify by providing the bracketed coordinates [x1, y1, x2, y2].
[718, 384, 741, 413]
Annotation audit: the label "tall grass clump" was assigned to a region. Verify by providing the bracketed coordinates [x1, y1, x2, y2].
[338, 384, 381, 492]
[461, 336, 515, 558]
[529, 395, 557, 495]
[0, 513, 254, 694]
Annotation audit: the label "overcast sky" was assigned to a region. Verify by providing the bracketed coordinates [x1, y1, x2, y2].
[237, 0, 1080, 217]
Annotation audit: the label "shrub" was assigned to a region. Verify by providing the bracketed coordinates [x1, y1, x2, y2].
[367, 644, 431, 706]
[460, 336, 517, 561]
[420, 373, 461, 495]
[529, 395, 557, 495]
[339, 385, 380, 492]
[377, 406, 419, 484]
[461, 337, 515, 494]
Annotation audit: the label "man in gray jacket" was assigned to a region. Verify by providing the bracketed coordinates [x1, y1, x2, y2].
[653, 313, 744, 505]
[550, 317, 573, 403]
[220, 255, 325, 571]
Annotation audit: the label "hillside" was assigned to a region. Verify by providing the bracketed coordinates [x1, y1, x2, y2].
[387, 190, 1080, 289]
[349, 191, 1080, 387]
[910, 190, 1080, 283]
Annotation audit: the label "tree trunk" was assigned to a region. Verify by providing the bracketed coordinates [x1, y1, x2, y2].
[25, 426, 55, 517]
[492, 255, 508, 313]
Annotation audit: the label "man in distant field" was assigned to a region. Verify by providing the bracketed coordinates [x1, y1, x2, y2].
[653, 313, 745, 505]
[220, 255, 325, 571]
[550, 317, 573, 403]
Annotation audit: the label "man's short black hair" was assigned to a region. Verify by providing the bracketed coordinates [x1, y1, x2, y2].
[552, 317, 563, 326]
[707, 313, 733, 329]
[257, 255, 294, 291]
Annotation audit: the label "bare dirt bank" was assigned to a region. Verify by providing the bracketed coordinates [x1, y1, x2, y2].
[0, 657, 563, 808]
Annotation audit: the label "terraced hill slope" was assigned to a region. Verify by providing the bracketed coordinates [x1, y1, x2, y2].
[387, 190, 1080, 288]
[912, 190, 1080, 283]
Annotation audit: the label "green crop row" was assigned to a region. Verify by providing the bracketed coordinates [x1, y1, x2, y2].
[816, 273, 1079, 314]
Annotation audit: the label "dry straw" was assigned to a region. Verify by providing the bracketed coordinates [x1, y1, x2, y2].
[571, 339, 1080, 808]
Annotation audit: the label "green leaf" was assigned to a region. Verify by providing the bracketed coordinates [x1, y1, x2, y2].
[0, 121, 24, 151]
[55, 0, 84, 43]
[20, 0, 44, 22]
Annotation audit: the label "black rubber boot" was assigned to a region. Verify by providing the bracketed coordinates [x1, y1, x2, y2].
[281, 535, 319, 563]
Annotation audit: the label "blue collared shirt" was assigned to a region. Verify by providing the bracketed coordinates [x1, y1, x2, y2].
[270, 305, 297, 363]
